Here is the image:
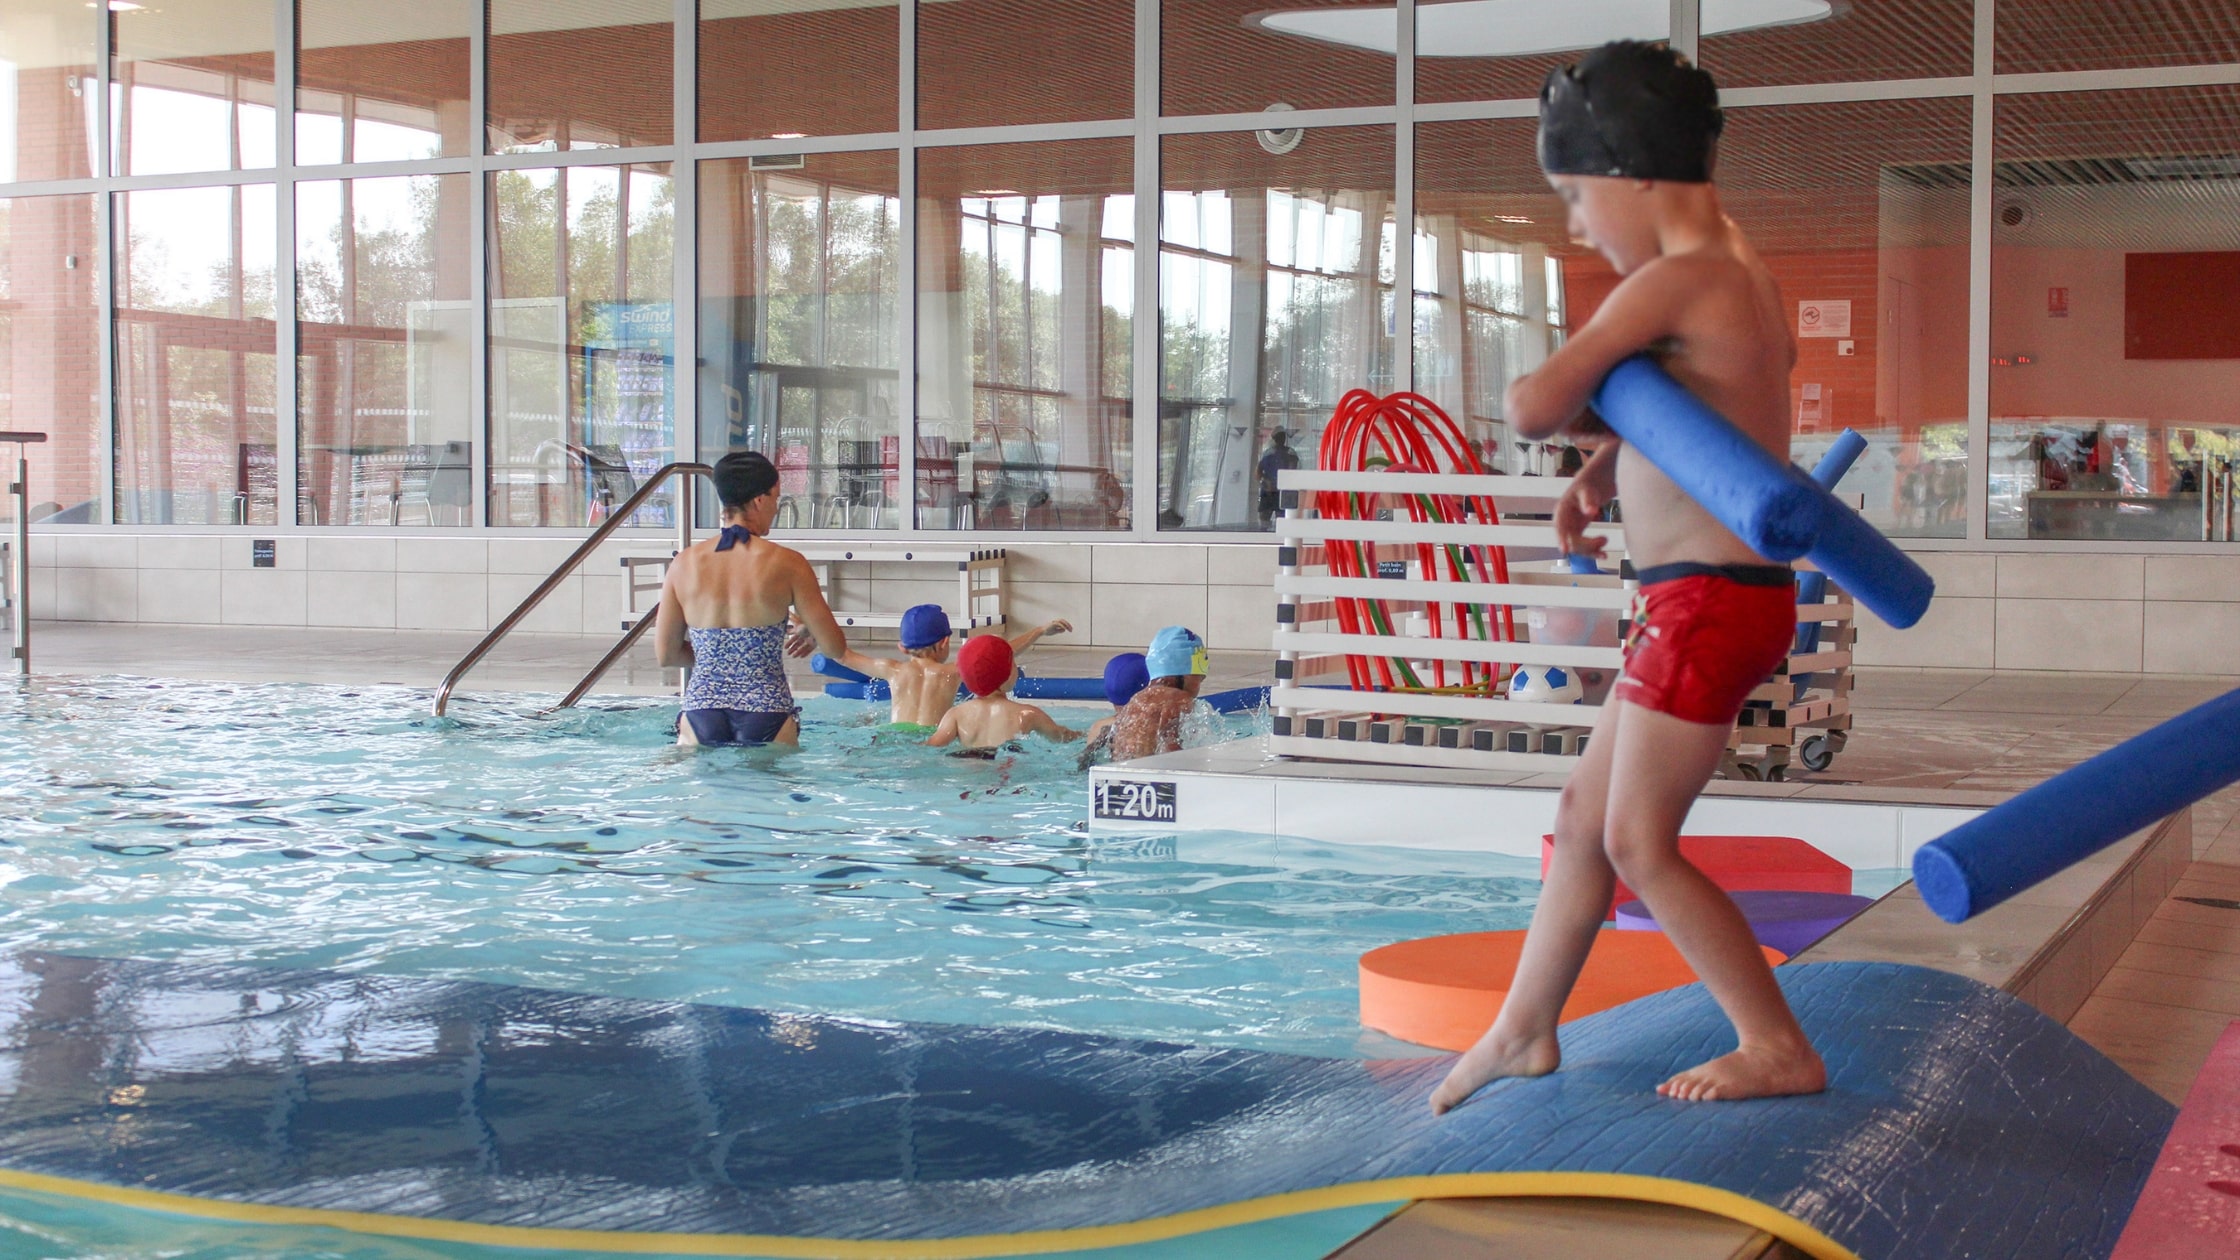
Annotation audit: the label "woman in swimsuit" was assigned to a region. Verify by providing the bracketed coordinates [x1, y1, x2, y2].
[654, 451, 851, 747]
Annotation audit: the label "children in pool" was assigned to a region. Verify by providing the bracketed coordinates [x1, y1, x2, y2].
[1430, 41, 1824, 1114]
[837, 605, 1073, 733]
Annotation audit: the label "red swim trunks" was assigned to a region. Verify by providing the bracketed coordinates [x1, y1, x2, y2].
[1612, 564, 1796, 727]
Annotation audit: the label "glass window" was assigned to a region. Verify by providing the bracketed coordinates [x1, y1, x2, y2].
[1163, 0, 1392, 117]
[1998, 0, 2240, 75]
[919, 0, 1130, 130]
[0, 194, 101, 523]
[297, 175, 474, 528]
[916, 139, 1135, 531]
[699, 0, 897, 142]
[110, 0, 276, 176]
[1990, 86, 2240, 542]
[1702, 0, 1970, 88]
[1, 0, 97, 184]
[297, 0, 474, 165]
[1719, 98, 1974, 539]
[488, 0, 672, 153]
[488, 163, 676, 528]
[114, 184, 279, 525]
[1415, 7, 1656, 106]
[1159, 125, 1394, 531]
[699, 153, 902, 531]
[1414, 119, 1604, 478]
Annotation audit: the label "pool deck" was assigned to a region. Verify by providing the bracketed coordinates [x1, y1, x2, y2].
[23, 620, 2240, 1258]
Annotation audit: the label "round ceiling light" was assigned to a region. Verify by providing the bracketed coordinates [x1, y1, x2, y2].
[1250, 0, 1832, 59]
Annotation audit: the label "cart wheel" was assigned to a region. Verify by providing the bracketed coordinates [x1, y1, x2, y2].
[1729, 761, 1763, 782]
[1798, 735, 1836, 773]
[1765, 762, 1787, 782]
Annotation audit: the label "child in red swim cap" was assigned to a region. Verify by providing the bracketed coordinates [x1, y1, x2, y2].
[926, 634, 1082, 751]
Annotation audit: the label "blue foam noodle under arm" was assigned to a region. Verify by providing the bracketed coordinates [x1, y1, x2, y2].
[1810, 429, 1869, 489]
[1913, 686, 2240, 922]
[1589, 356, 1824, 562]
[1803, 501, 1935, 630]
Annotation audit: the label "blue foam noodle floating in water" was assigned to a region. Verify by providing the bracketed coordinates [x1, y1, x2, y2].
[1590, 356, 1824, 562]
[1202, 685, 1270, 714]
[1014, 674, 1109, 701]
[0, 953, 2170, 1260]
[1914, 685, 2240, 922]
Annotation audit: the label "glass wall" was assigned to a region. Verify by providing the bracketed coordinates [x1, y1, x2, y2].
[114, 184, 278, 525]
[0, 194, 101, 521]
[699, 152, 902, 531]
[1720, 97, 1974, 538]
[916, 139, 1135, 531]
[488, 162, 675, 528]
[9, 0, 2240, 547]
[1990, 85, 2240, 542]
[1, 0, 97, 185]
[1159, 126, 1393, 531]
[488, 0, 672, 153]
[700, 0, 896, 142]
[298, 0, 474, 164]
[297, 174, 474, 527]
[111, 0, 276, 177]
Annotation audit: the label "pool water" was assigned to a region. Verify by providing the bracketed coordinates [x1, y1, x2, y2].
[0, 677, 1545, 1060]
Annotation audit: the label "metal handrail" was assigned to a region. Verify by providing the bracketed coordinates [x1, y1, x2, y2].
[548, 609, 662, 713]
[1, 431, 49, 677]
[432, 461, 713, 716]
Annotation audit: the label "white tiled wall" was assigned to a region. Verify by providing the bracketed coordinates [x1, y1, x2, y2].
[35, 536, 2237, 670]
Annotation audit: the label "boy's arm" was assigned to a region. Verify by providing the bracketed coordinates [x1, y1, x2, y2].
[1024, 705, 1083, 742]
[1006, 619, 1072, 654]
[1505, 257, 1702, 442]
[838, 648, 898, 680]
[925, 710, 960, 747]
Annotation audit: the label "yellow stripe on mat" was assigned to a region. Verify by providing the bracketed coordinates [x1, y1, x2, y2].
[0, 1166, 1860, 1260]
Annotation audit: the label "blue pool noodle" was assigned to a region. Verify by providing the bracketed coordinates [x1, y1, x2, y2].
[1790, 431, 1862, 688]
[1203, 685, 1270, 714]
[1013, 673, 1107, 701]
[1913, 686, 2240, 922]
[1590, 356, 1823, 562]
[1811, 429, 1869, 489]
[809, 653, 869, 684]
[1593, 359, 1934, 629]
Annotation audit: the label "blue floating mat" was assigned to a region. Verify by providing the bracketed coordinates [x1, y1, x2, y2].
[0, 954, 2169, 1259]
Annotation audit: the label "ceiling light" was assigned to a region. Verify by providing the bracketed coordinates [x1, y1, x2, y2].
[1251, 0, 1830, 59]
[970, 189, 1022, 197]
[1494, 214, 1533, 223]
[88, 1, 144, 10]
[768, 132, 808, 140]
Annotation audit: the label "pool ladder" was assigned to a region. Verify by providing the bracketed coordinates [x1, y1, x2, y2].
[433, 462, 715, 716]
[0, 431, 46, 677]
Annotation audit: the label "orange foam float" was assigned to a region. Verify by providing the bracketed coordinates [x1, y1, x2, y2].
[1359, 929, 1786, 1052]
[1538, 833, 1853, 918]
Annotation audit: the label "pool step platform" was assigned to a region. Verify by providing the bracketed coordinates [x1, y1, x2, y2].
[0, 952, 2171, 1260]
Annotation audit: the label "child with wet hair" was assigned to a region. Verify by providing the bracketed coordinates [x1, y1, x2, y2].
[1432, 41, 1824, 1114]
[925, 635, 1081, 751]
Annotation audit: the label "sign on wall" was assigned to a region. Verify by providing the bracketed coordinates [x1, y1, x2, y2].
[1797, 299, 1852, 339]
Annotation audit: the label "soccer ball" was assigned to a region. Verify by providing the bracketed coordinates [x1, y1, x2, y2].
[1509, 663, 1585, 704]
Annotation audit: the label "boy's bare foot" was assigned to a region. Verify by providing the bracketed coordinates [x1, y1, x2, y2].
[1430, 1031, 1560, 1115]
[1656, 1040, 1825, 1102]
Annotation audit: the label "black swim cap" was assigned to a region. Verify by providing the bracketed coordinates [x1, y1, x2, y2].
[1539, 41, 1723, 184]
[713, 450, 779, 509]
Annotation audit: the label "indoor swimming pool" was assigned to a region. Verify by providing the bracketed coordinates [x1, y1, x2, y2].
[0, 677, 1548, 1059]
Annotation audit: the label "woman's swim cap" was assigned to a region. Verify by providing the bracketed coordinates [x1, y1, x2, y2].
[1145, 626, 1208, 679]
[713, 450, 780, 509]
[1103, 652, 1150, 707]
[957, 635, 1015, 697]
[899, 604, 952, 650]
[1539, 40, 1722, 184]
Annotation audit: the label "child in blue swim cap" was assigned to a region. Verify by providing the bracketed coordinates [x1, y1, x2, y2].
[1106, 627, 1208, 761]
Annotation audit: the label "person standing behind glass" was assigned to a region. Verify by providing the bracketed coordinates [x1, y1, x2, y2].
[1257, 429, 1300, 527]
[655, 451, 852, 748]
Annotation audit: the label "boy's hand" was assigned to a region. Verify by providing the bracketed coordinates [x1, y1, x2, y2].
[1554, 477, 1610, 559]
[1044, 619, 1071, 636]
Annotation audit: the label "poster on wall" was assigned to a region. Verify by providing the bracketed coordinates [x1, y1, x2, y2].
[2048, 287, 2070, 318]
[1797, 300, 1852, 339]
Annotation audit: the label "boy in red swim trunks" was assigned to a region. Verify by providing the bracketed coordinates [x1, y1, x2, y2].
[1432, 41, 1825, 1113]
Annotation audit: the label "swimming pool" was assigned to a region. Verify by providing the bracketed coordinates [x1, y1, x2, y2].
[0, 677, 1546, 1060]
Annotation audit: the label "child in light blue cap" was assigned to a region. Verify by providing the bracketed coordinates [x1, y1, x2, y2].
[1107, 627, 1208, 761]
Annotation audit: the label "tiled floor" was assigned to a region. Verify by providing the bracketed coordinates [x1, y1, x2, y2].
[21, 621, 2240, 1101]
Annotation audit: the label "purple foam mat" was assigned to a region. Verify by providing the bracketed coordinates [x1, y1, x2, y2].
[1615, 890, 1876, 958]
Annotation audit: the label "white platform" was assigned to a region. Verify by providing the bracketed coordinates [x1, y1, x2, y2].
[1088, 738, 1998, 872]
